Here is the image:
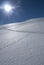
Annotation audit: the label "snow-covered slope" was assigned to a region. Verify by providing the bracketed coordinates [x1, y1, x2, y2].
[0, 17, 44, 65]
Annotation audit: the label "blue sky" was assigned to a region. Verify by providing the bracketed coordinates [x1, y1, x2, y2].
[0, 0, 44, 25]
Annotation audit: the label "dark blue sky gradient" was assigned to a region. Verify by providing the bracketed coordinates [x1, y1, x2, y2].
[0, 0, 44, 24]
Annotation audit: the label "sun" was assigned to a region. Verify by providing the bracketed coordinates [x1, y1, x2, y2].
[0, 2, 18, 14]
[4, 4, 12, 12]
[4, 4, 14, 13]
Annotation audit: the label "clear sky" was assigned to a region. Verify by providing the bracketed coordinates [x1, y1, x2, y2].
[0, 0, 44, 25]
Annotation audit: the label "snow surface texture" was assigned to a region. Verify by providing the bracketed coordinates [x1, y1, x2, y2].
[0, 17, 44, 65]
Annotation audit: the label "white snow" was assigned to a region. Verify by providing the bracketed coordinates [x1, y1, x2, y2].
[0, 17, 44, 65]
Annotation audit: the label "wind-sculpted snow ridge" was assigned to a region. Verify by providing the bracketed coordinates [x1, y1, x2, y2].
[0, 17, 44, 65]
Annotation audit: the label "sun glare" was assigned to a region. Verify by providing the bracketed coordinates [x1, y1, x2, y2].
[4, 4, 13, 13]
[4, 4, 12, 12]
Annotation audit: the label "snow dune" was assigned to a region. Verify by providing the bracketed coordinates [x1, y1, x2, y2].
[0, 17, 44, 65]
